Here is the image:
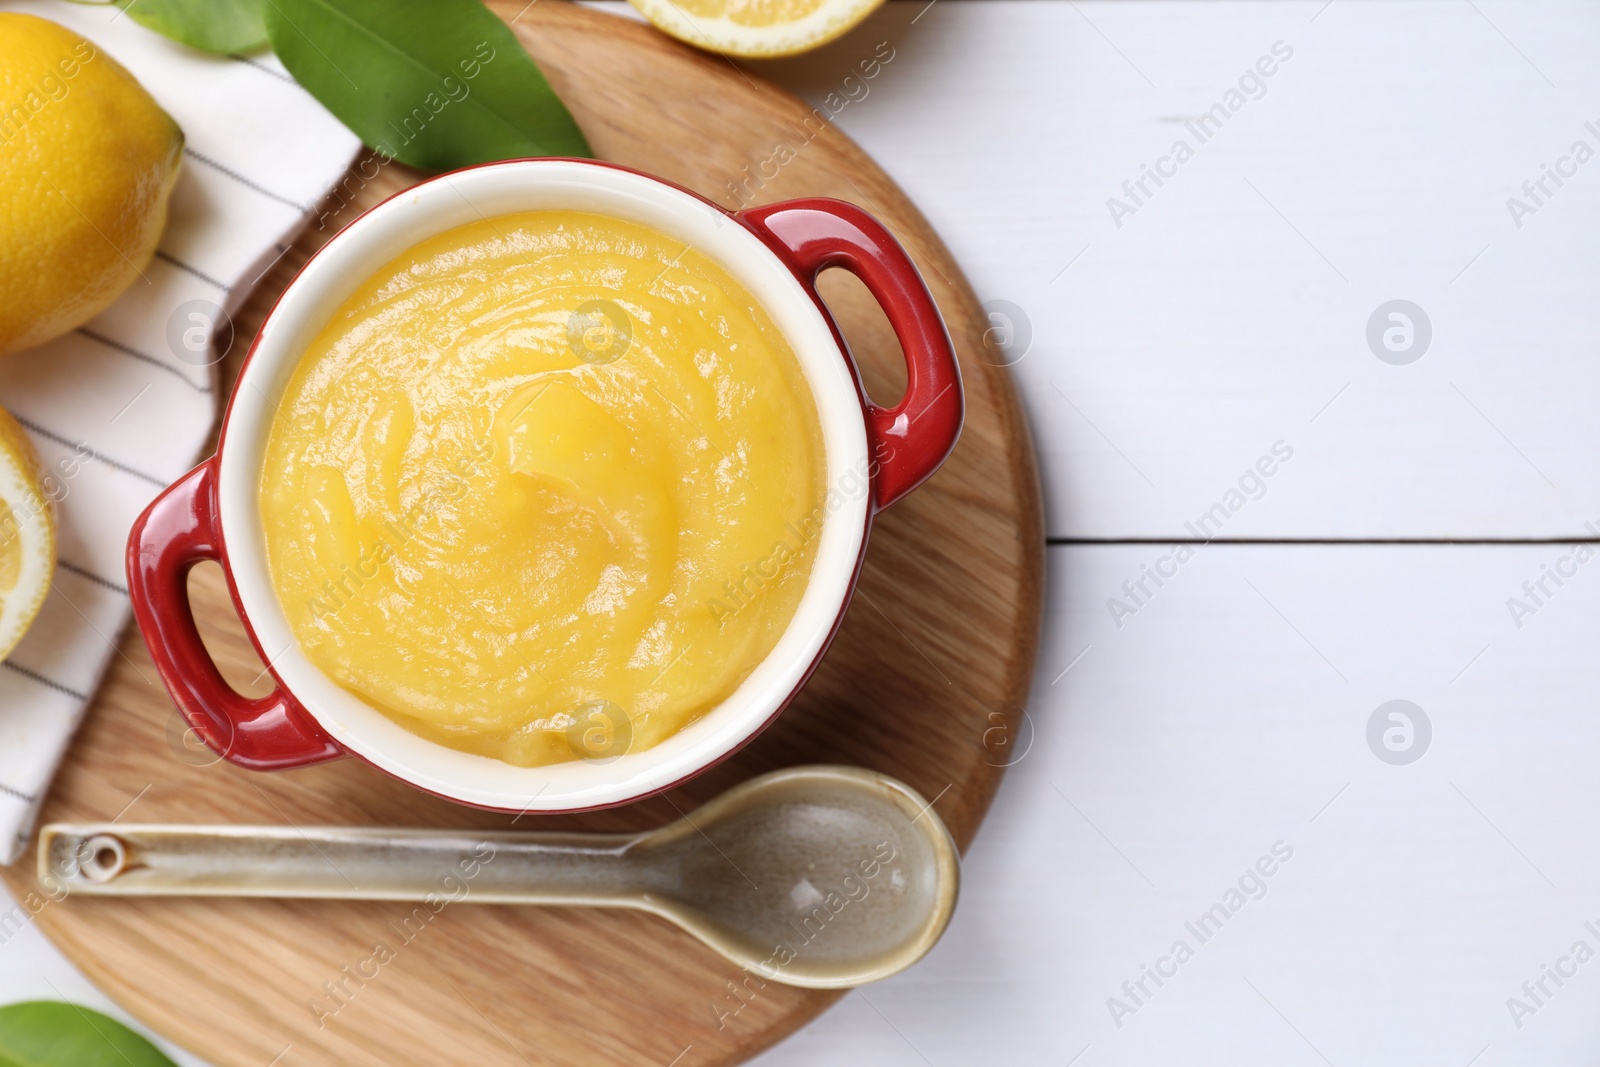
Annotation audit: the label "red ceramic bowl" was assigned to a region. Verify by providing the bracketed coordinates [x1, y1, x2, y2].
[127, 159, 962, 813]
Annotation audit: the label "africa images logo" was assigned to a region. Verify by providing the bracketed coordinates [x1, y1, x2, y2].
[1106, 841, 1295, 1028]
[1105, 41, 1295, 229]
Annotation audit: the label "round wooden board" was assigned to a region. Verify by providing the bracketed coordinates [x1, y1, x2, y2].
[1, 4, 1044, 1064]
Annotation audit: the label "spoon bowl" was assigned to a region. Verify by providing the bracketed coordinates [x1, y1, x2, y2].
[38, 766, 959, 988]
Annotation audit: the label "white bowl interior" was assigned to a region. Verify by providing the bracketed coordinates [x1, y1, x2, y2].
[217, 161, 871, 810]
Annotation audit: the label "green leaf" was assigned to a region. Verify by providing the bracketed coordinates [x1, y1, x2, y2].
[117, 0, 269, 54]
[0, 1001, 178, 1067]
[262, 0, 591, 170]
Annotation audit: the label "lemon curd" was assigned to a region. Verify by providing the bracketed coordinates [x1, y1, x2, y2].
[259, 211, 826, 767]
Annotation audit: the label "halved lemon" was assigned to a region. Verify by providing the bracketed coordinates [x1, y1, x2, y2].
[628, 0, 885, 58]
[0, 407, 55, 661]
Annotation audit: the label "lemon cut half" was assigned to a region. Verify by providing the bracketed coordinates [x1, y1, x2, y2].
[628, 0, 885, 58]
[0, 408, 55, 661]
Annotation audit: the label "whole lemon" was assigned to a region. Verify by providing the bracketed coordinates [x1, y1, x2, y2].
[0, 14, 183, 356]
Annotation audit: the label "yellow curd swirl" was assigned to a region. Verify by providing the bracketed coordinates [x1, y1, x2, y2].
[259, 210, 826, 767]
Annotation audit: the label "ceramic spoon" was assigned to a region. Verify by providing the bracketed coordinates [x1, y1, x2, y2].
[38, 765, 958, 989]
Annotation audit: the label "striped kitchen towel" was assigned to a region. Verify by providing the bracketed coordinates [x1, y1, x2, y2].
[0, 1, 360, 864]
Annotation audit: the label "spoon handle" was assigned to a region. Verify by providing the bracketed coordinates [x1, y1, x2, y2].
[39, 823, 647, 905]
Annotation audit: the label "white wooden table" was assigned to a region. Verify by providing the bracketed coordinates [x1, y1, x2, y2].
[7, 2, 1600, 1064]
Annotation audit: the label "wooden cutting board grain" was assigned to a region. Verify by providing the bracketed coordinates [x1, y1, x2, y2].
[0, 3, 1044, 1064]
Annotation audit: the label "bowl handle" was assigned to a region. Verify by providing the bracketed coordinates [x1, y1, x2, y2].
[126, 458, 343, 771]
[737, 198, 964, 511]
